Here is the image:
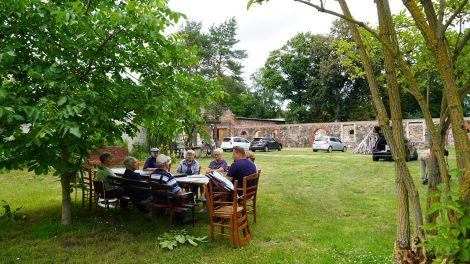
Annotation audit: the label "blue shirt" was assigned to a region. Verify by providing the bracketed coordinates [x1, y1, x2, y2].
[150, 169, 181, 193]
[143, 155, 157, 170]
[208, 159, 228, 172]
[123, 169, 151, 202]
[176, 159, 199, 175]
[227, 159, 257, 190]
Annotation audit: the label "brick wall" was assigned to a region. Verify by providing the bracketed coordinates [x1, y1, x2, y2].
[89, 146, 128, 167]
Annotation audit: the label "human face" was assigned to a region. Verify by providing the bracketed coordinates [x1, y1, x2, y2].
[103, 157, 113, 167]
[186, 153, 194, 163]
[130, 161, 139, 171]
[151, 151, 159, 158]
[214, 152, 222, 162]
[232, 151, 243, 161]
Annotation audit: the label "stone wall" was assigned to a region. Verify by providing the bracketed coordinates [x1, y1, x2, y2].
[89, 146, 128, 167]
[232, 118, 470, 148]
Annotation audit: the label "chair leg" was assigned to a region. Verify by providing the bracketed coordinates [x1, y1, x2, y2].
[209, 216, 214, 242]
[229, 216, 236, 248]
[253, 198, 257, 223]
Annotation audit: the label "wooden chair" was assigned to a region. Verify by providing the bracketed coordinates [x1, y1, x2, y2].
[238, 171, 261, 223]
[93, 180, 119, 209]
[80, 168, 95, 210]
[149, 182, 195, 226]
[206, 180, 251, 248]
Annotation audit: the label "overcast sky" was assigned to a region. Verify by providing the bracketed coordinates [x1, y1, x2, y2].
[168, 0, 404, 84]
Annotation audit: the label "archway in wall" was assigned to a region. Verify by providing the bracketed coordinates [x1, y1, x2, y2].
[309, 125, 331, 145]
[240, 130, 248, 137]
[254, 130, 262, 138]
[270, 128, 279, 139]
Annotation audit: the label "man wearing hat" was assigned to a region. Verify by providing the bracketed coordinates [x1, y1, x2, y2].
[143, 147, 160, 171]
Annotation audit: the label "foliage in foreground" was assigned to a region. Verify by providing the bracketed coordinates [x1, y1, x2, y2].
[421, 186, 470, 263]
[0, 200, 26, 220]
[157, 229, 207, 250]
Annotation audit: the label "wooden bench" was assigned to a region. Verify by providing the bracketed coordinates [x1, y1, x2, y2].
[108, 175, 195, 225]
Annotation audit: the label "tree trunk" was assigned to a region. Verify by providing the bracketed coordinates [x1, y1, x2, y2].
[426, 155, 441, 225]
[60, 172, 73, 225]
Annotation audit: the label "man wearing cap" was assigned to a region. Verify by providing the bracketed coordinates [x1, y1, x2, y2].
[143, 147, 160, 171]
[226, 146, 257, 194]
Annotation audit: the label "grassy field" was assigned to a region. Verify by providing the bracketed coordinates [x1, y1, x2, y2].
[0, 148, 457, 263]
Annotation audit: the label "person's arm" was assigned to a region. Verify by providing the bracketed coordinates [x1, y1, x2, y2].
[176, 161, 183, 173]
[225, 163, 235, 181]
[143, 157, 156, 171]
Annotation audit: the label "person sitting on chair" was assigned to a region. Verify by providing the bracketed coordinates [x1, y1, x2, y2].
[206, 148, 228, 175]
[226, 146, 257, 192]
[95, 152, 128, 208]
[245, 150, 257, 169]
[122, 157, 153, 215]
[150, 154, 188, 197]
[143, 147, 160, 171]
[176, 149, 199, 175]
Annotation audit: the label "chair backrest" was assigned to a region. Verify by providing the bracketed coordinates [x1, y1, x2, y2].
[80, 168, 94, 190]
[240, 172, 260, 201]
[93, 180, 105, 198]
[198, 165, 201, 174]
[206, 179, 238, 215]
[112, 176, 151, 193]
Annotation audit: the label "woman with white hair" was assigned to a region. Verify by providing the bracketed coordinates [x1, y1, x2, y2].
[206, 148, 228, 175]
[176, 149, 200, 175]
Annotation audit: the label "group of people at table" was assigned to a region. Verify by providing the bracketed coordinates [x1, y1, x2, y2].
[94, 146, 257, 219]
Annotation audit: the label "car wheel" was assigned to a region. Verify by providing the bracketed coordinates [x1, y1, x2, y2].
[252, 149, 256, 152]
[264, 146, 269, 152]
[342, 146, 347, 152]
[372, 156, 379, 161]
[327, 146, 333, 153]
[313, 149, 318, 152]
[277, 145, 281, 151]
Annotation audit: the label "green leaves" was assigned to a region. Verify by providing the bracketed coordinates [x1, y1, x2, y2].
[157, 229, 207, 250]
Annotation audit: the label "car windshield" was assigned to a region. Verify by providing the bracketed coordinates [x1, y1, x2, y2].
[315, 136, 324, 141]
[252, 138, 262, 142]
[222, 138, 231, 142]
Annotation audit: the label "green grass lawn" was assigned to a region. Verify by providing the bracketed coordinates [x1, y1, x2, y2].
[0, 148, 457, 263]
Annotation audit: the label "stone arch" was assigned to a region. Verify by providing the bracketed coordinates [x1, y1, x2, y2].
[270, 128, 279, 139]
[309, 125, 331, 144]
[240, 130, 248, 137]
[254, 130, 262, 138]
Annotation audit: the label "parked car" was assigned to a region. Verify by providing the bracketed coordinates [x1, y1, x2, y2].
[312, 136, 347, 152]
[249, 137, 282, 152]
[372, 126, 418, 162]
[221, 137, 250, 152]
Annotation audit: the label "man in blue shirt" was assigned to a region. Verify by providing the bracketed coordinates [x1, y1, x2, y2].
[150, 154, 183, 195]
[143, 147, 160, 171]
[226, 146, 257, 191]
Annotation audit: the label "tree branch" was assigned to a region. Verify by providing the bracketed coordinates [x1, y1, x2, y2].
[85, 0, 92, 16]
[452, 28, 470, 63]
[438, 0, 446, 25]
[293, 0, 382, 41]
[443, 0, 469, 32]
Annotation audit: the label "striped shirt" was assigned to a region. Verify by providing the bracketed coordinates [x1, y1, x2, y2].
[150, 169, 180, 193]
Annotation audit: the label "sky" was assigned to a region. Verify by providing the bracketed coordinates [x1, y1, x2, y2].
[168, 0, 405, 84]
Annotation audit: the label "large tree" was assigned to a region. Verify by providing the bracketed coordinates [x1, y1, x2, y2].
[249, 0, 470, 262]
[0, 0, 220, 225]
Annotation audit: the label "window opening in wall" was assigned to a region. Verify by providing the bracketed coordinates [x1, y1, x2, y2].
[349, 129, 355, 135]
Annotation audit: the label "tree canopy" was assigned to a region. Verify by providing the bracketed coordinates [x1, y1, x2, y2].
[0, 0, 221, 224]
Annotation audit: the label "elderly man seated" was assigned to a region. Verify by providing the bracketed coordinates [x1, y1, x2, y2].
[206, 148, 228, 175]
[150, 154, 193, 202]
[122, 157, 153, 215]
[95, 152, 128, 208]
[176, 149, 199, 175]
[143, 147, 160, 171]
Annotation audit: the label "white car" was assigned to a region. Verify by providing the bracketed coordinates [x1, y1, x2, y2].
[221, 137, 250, 152]
[312, 136, 347, 153]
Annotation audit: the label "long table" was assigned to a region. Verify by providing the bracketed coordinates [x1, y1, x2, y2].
[110, 168, 209, 186]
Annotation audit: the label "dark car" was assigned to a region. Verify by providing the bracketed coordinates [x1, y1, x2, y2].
[250, 137, 282, 152]
[372, 126, 418, 162]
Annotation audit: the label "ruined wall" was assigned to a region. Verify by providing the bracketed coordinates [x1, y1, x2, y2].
[233, 118, 470, 148]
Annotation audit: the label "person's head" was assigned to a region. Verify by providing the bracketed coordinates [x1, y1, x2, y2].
[150, 147, 160, 158]
[155, 154, 170, 171]
[123, 156, 138, 171]
[185, 150, 195, 163]
[213, 148, 223, 162]
[246, 150, 255, 163]
[232, 146, 246, 161]
[99, 152, 113, 167]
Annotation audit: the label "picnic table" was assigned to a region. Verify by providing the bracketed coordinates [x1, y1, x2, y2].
[110, 168, 209, 186]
